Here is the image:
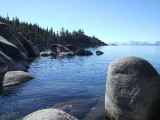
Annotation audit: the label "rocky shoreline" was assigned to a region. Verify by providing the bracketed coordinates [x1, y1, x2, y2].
[0, 22, 104, 88]
[1, 22, 160, 120]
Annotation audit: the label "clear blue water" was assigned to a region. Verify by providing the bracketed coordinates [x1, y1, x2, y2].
[0, 46, 160, 120]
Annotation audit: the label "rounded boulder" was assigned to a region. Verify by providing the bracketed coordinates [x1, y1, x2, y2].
[96, 51, 103, 55]
[76, 49, 86, 56]
[3, 71, 35, 86]
[85, 50, 93, 55]
[23, 108, 78, 120]
[105, 56, 160, 120]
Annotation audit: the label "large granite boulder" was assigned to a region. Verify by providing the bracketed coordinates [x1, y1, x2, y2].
[0, 57, 8, 89]
[105, 56, 160, 120]
[18, 32, 40, 57]
[0, 36, 28, 71]
[0, 36, 28, 61]
[85, 50, 93, 55]
[65, 44, 78, 53]
[51, 44, 74, 53]
[76, 49, 86, 56]
[0, 57, 8, 74]
[0, 50, 28, 71]
[76, 49, 93, 56]
[51, 44, 75, 57]
[37, 44, 45, 52]
[3, 71, 35, 86]
[0, 22, 28, 55]
[23, 109, 78, 120]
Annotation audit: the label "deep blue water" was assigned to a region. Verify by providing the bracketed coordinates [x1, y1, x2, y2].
[0, 46, 160, 120]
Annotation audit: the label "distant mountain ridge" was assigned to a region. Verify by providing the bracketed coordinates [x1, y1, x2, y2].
[109, 41, 160, 46]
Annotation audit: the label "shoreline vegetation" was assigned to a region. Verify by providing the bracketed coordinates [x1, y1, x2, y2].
[0, 15, 107, 47]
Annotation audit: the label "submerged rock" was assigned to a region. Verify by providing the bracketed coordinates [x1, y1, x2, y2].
[3, 71, 35, 86]
[96, 51, 103, 55]
[52, 99, 97, 120]
[23, 109, 78, 120]
[105, 56, 160, 120]
[18, 32, 40, 57]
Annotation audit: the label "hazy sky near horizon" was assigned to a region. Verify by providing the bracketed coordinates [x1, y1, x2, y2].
[0, 0, 160, 42]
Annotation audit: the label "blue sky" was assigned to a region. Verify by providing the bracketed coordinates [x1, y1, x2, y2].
[0, 0, 160, 42]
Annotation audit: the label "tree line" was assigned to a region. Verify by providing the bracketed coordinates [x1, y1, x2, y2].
[0, 15, 107, 47]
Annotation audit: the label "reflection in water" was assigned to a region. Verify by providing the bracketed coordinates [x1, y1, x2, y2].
[0, 46, 160, 120]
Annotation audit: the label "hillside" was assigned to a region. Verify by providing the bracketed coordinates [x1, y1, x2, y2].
[0, 15, 107, 47]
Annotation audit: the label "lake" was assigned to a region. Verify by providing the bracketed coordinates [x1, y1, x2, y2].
[0, 46, 160, 120]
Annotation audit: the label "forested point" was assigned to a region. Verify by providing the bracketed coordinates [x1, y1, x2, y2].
[0, 15, 107, 47]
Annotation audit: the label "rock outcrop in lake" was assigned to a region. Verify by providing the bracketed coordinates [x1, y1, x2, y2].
[51, 44, 71, 53]
[3, 71, 35, 86]
[23, 109, 78, 120]
[76, 49, 93, 56]
[51, 44, 93, 56]
[65, 44, 78, 53]
[96, 51, 103, 55]
[105, 56, 160, 120]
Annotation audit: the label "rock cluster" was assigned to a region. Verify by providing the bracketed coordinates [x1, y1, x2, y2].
[0, 22, 38, 88]
[51, 44, 95, 56]
[0, 22, 39, 71]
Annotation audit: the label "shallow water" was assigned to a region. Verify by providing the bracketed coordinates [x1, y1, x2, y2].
[0, 46, 160, 120]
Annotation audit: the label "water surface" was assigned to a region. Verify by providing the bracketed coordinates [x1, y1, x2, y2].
[0, 46, 160, 120]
